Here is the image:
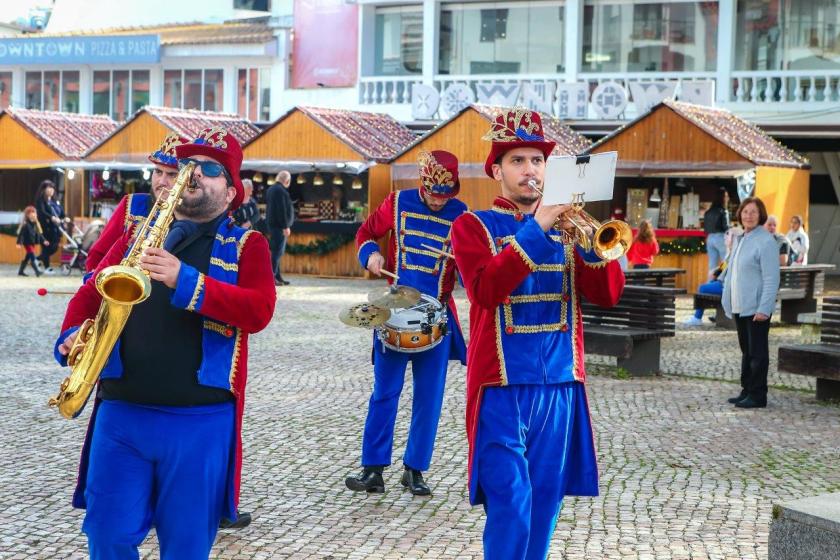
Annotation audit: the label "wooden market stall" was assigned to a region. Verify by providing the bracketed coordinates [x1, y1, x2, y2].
[0, 108, 117, 263]
[242, 106, 416, 278]
[84, 106, 259, 219]
[390, 104, 592, 212]
[587, 99, 811, 293]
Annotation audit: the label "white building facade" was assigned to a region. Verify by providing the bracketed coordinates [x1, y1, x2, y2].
[353, 0, 840, 123]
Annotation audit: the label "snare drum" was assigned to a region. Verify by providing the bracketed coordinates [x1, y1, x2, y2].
[377, 294, 448, 353]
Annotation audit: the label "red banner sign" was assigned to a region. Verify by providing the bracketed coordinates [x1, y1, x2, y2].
[292, 0, 358, 89]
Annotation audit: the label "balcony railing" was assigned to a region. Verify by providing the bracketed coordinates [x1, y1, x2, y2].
[731, 71, 840, 103]
[359, 70, 840, 117]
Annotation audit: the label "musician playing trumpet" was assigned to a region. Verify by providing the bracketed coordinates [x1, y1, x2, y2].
[346, 150, 467, 496]
[52, 128, 276, 559]
[450, 108, 625, 560]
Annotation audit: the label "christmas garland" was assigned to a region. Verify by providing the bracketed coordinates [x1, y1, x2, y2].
[658, 237, 706, 255]
[286, 233, 355, 256]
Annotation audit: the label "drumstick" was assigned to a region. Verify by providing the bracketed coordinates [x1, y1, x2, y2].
[37, 288, 76, 296]
[421, 243, 455, 259]
[379, 269, 399, 280]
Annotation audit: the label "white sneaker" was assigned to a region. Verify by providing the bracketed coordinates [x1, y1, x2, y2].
[683, 316, 703, 326]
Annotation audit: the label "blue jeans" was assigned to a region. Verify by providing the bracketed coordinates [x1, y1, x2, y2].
[269, 228, 287, 279]
[694, 280, 723, 319]
[706, 232, 726, 273]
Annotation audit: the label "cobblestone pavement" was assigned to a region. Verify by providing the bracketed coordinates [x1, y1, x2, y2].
[1, 266, 839, 559]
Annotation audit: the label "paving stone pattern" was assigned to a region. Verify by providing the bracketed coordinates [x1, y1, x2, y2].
[1, 267, 838, 559]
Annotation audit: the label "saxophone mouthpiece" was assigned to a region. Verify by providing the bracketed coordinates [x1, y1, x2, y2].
[527, 179, 541, 195]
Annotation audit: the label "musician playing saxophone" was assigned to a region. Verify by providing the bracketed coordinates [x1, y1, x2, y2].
[53, 128, 276, 559]
[450, 108, 625, 560]
[345, 150, 467, 497]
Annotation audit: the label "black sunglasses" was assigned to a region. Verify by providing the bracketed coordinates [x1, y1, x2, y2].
[179, 158, 230, 180]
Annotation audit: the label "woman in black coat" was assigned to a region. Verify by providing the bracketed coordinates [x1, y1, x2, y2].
[16, 205, 47, 276]
[34, 180, 64, 270]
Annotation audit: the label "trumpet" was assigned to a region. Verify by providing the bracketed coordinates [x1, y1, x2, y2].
[527, 179, 632, 262]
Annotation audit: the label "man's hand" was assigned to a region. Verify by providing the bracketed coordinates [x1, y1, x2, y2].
[44, 240, 50, 246]
[283, 228, 291, 237]
[753, 313, 770, 322]
[366, 252, 385, 276]
[242, 221, 251, 229]
[140, 247, 182, 289]
[534, 203, 573, 232]
[58, 330, 79, 357]
[51, 216, 61, 225]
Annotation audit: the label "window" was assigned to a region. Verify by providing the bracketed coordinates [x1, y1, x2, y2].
[62, 71, 79, 113]
[92, 70, 152, 120]
[24, 71, 81, 112]
[736, 0, 840, 71]
[235, 0, 270, 9]
[582, 0, 718, 72]
[238, 68, 271, 121]
[0, 73, 11, 109]
[373, 6, 423, 76]
[163, 69, 225, 111]
[439, 1, 565, 75]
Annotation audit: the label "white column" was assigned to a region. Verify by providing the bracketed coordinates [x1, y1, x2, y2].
[270, 29, 290, 118]
[148, 65, 164, 107]
[422, 0, 439, 85]
[564, 0, 583, 83]
[716, 0, 737, 104]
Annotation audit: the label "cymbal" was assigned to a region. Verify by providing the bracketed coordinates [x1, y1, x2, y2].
[367, 284, 421, 309]
[339, 303, 391, 328]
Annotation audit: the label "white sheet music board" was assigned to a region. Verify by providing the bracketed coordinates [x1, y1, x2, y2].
[541, 151, 618, 206]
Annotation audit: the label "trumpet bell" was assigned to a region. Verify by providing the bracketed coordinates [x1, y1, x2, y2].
[593, 220, 633, 262]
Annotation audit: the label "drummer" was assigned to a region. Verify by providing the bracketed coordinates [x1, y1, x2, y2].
[346, 150, 468, 496]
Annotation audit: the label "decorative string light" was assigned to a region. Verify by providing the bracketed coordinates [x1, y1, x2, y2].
[332, 174, 344, 185]
[253, 172, 264, 183]
[296, 174, 306, 185]
[102, 169, 110, 180]
[313, 172, 324, 186]
[351, 177, 363, 190]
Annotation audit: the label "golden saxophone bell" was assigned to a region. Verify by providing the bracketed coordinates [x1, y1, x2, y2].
[49, 162, 197, 419]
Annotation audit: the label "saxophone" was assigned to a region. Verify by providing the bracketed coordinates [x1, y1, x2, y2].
[48, 162, 196, 419]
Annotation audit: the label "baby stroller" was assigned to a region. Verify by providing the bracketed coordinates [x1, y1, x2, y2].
[58, 220, 104, 275]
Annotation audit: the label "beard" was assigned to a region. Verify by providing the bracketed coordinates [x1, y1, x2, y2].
[177, 179, 228, 220]
[501, 171, 541, 206]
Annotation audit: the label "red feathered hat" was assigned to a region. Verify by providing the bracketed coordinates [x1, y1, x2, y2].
[175, 127, 245, 210]
[483, 108, 556, 178]
[418, 150, 460, 199]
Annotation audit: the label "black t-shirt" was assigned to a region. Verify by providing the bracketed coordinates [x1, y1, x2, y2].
[99, 213, 234, 406]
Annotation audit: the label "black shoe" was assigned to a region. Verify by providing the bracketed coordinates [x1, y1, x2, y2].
[735, 396, 767, 409]
[219, 511, 252, 529]
[274, 278, 283, 286]
[400, 467, 431, 496]
[277, 275, 290, 285]
[727, 391, 747, 404]
[18, 271, 28, 277]
[345, 467, 385, 493]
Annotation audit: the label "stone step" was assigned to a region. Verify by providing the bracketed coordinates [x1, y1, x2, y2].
[769, 493, 840, 560]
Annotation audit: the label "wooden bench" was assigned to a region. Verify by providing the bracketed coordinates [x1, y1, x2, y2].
[582, 285, 684, 376]
[692, 264, 835, 328]
[778, 296, 840, 401]
[623, 267, 685, 288]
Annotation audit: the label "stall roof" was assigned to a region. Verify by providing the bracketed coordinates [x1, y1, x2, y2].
[394, 104, 591, 161]
[36, 21, 276, 46]
[246, 106, 417, 163]
[588, 100, 810, 170]
[1, 108, 118, 160]
[85, 106, 260, 164]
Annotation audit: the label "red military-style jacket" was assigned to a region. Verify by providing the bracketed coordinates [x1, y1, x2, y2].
[450, 196, 625, 502]
[57, 219, 276, 518]
[86, 193, 152, 272]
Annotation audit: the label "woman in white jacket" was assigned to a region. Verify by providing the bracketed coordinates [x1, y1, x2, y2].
[786, 215, 809, 265]
[721, 197, 780, 409]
